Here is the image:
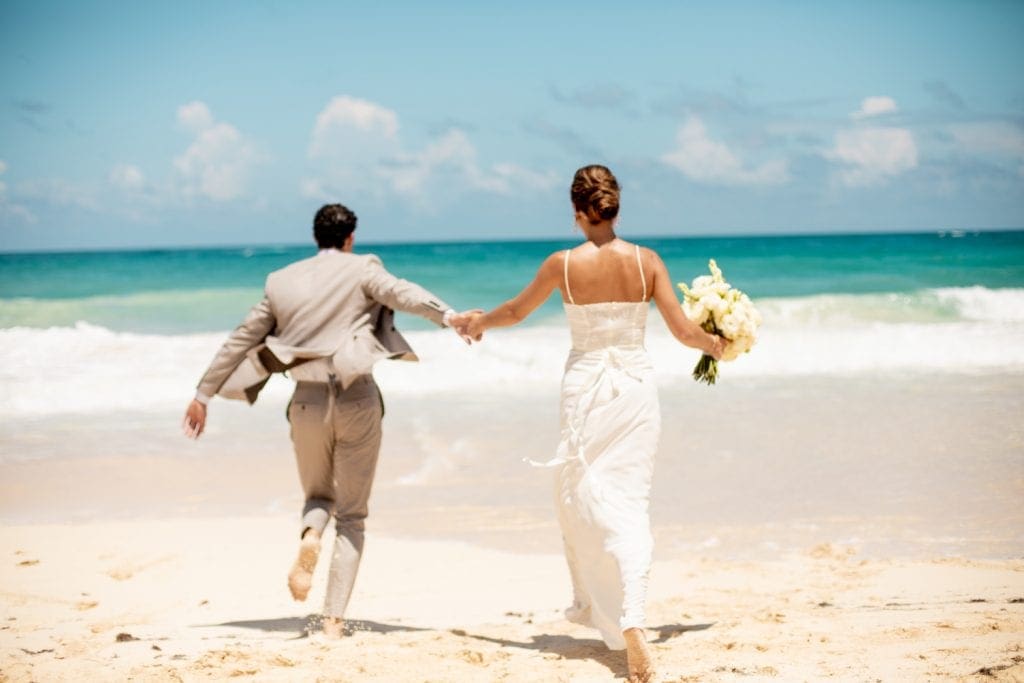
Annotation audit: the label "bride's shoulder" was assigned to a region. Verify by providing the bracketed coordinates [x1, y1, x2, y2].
[536, 250, 567, 277]
[620, 240, 659, 262]
[628, 244, 667, 279]
[544, 248, 569, 263]
[632, 242, 660, 259]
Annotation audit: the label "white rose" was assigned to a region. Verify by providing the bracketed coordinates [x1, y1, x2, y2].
[698, 294, 722, 316]
[721, 317, 741, 339]
[683, 301, 710, 325]
[692, 275, 713, 290]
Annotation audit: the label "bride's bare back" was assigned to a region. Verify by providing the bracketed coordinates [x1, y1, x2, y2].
[561, 239, 649, 305]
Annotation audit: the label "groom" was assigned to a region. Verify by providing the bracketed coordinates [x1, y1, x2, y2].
[182, 203, 475, 638]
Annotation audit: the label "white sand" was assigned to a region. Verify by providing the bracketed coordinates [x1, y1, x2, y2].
[2, 517, 1022, 682]
[2, 372, 1022, 680]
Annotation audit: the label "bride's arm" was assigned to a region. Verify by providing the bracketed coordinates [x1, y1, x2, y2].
[467, 253, 562, 336]
[648, 250, 725, 359]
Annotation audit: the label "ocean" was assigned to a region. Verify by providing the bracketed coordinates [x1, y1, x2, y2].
[3, 230, 1023, 334]
[2, 230, 1023, 558]
[2, 230, 1023, 420]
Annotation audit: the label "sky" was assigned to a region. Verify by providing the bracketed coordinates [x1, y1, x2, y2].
[1, 0, 1023, 252]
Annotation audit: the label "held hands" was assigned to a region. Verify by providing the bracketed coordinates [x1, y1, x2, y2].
[182, 399, 207, 439]
[449, 309, 485, 344]
[465, 311, 486, 340]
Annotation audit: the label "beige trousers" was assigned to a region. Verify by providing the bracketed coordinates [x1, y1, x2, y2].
[288, 376, 383, 618]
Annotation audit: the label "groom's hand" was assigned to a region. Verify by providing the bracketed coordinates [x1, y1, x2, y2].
[449, 309, 484, 344]
[182, 399, 207, 439]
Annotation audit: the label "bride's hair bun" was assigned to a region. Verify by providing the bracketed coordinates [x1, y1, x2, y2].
[570, 165, 620, 225]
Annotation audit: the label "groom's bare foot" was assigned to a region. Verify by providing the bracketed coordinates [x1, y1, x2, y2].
[624, 627, 655, 683]
[287, 530, 321, 601]
[322, 616, 344, 639]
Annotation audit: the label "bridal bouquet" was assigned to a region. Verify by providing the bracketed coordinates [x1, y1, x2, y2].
[678, 259, 762, 385]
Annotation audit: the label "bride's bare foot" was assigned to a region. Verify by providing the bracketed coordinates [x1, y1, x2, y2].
[287, 529, 321, 601]
[564, 602, 591, 626]
[624, 627, 655, 683]
[322, 616, 345, 639]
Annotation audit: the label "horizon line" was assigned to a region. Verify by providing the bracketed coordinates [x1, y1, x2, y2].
[2, 225, 1022, 257]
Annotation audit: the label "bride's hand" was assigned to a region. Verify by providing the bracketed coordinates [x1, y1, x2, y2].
[466, 312, 486, 340]
[710, 335, 727, 361]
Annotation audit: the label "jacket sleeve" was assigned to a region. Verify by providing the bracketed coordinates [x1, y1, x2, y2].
[195, 293, 277, 398]
[361, 255, 451, 327]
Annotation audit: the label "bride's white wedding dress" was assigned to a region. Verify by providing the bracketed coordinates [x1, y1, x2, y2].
[547, 246, 661, 651]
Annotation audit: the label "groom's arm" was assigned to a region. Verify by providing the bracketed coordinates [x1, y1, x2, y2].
[194, 294, 277, 402]
[361, 255, 452, 327]
[184, 293, 276, 439]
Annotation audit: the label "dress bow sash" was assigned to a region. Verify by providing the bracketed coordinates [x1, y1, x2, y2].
[527, 346, 645, 469]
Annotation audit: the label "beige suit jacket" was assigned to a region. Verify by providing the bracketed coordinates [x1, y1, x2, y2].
[196, 250, 451, 403]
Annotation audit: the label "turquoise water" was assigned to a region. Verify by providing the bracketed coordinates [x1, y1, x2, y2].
[1, 230, 1022, 333]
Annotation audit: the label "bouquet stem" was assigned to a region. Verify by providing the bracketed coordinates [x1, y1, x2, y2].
[693, 322, 721, 385]
[692, 353, 719, 385]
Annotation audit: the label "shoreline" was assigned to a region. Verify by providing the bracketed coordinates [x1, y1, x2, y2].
[3, 373, 1022, 561]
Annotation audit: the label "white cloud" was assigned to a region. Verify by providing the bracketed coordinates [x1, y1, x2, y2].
[109, 163, 146, 191]
[0, 160, 7, 174]
[375, 129, 558, 197]
[827, 127, 918, 186]
[379, 129, 474, 196]
[851, 96, 898, 120]
[177, 101, 215, 132]
[661, 116, 789, 186]
[309, 96, 399, 159]
[173, 101, 259, 201]
[304, 95, 557, 204]
[490, 163, 561, 193]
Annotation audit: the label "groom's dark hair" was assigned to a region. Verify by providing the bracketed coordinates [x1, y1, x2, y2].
[313, 204, 357, 249]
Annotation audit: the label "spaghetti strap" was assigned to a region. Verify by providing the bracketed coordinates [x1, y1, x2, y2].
[635, 244, 647, 301]
[563, 249, 576, 305]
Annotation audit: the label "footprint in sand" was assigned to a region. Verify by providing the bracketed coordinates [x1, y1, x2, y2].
[808, 543, 857, 560]
[106, 555, 173, 581]
[456, 649, 508, 666]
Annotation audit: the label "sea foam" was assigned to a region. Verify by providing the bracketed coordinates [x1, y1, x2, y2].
[1, 287, 1022, 418]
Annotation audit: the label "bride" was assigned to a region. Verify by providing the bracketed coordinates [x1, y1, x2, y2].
[466, 165, 725, 682]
